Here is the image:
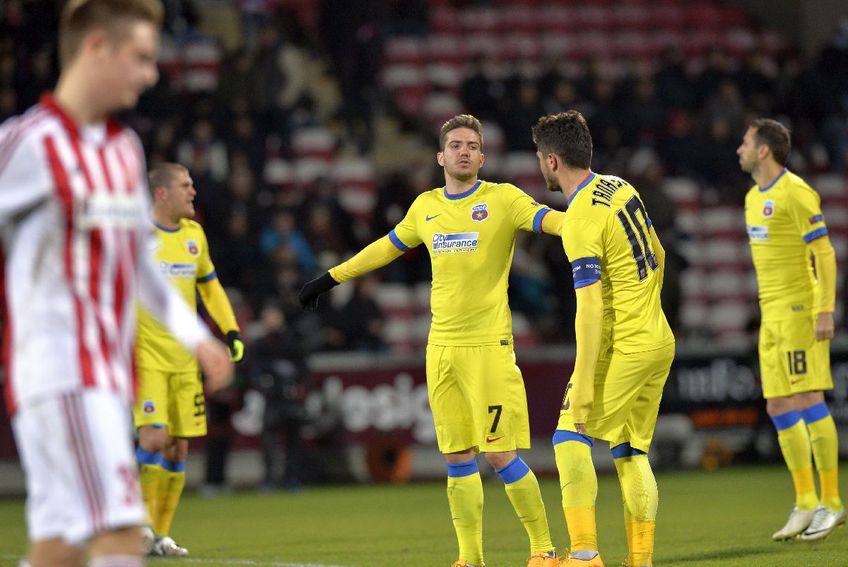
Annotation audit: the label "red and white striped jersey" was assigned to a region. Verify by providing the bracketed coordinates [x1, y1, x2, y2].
[0, 95, 210, 414]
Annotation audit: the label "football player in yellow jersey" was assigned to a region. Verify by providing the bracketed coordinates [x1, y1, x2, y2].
[133, 163, 245, 556]
[737, 119, 844, 541]
[299, 115, 563, 567]
[532, 111, 675, 567]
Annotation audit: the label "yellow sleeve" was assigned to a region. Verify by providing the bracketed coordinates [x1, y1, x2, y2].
[541, 210, 565, 236]
[649, 226, 665, 291]
[809, 235, 836, 313]
[570, 281, 603, 424]
[329, 235, 404, 283]
[197, 276, 239, 334]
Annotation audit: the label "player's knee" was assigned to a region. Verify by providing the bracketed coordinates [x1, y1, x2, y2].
[766, 396, 795, 417]
[164, 437, 189, 461]
[138, 427, 169, 453]
[89, 525, 143, 556]
[794, 390, 825, 410]
[483, 450, 517, 470]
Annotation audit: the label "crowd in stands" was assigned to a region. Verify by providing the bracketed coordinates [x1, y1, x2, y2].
[2, 0, 848, 356]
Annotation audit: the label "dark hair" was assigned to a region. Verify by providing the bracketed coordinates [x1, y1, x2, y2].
[148, 162, 186, 193]
[531, 110, 593, 169]
[60, 0, 164, 68]
[439, 114, 483, 151]
[749, 118, 791, 166]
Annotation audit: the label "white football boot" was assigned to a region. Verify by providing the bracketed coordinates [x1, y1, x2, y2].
[140, 525, 156, 555]
[772, 507, 817, 541]
[152, 536, 189, 556]
[799, 506, 847, 541]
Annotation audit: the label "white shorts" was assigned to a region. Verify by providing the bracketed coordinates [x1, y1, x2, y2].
[12, 389, 145, 544]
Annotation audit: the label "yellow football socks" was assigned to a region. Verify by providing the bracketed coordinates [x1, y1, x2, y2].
[153, 459, 186, 537]
[614, 449, 657, 567]
[554, 433, 598, 552]
[447, 458, 484, 567]
[497, 457, 554, 554]
[802, 403, 843, 511]
[772, 410, 818, 510]
[136, 447, 162, 526]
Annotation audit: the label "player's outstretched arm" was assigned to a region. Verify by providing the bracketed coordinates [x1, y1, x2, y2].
[570, 281, 604, 431]
[197, 277, 244, 362]
[808, 235, 836, 340]
[299, 235, 404, 310]
[541, 209, 565, 236]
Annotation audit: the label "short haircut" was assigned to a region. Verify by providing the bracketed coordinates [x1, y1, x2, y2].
[750, 118, 791, 166]
[439, 114, 483, 151]
[60, 0, 164, 68]
[148, 162, 186, 194]
[531, 111, 593, 169]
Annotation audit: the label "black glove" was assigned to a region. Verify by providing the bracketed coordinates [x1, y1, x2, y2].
[298, 272, 339, 311]
[226, 330, 245, 363]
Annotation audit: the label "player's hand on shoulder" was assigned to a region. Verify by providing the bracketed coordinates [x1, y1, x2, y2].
[298, 272, 339, 311]
[197, 338, 234, 394]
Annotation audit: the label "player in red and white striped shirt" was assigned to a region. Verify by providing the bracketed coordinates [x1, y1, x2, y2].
[0, 2, 233, 567]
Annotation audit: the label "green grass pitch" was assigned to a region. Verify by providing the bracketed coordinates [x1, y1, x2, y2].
[0, 464, 845, 566]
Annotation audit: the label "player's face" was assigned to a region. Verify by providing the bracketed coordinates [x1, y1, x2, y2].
[536, 150, 561, 192]
[97, 22, 160, 113]
[737, 127, 761, 174]
[438, 128, 484, 183]
[164, 169, 196, 219]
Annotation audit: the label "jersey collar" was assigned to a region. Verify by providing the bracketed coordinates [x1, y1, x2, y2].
[40, 93, 124, 142]
[444, 179, 482, 200]
[154, 221, 181, 233]
[568, 171, 596, 206]
[758, 168, 788, 192]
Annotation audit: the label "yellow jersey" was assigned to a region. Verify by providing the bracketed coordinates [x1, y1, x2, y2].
[745, 168, 827, 322]
[562, 172, 673, 354]
[137, 219, 216, 371]
[390, 180, 555, 345]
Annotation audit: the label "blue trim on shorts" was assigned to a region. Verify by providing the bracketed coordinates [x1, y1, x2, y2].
[136, 446, 163, 466]
[610, 443, 647, 459]
[801, 402, 830, 424]
[771, 410, 802, 431]
[552, 430, 594, 447]
[161, 458, 186, 473]
[149, 423, 167, 429]
[447, 457, 479, 478]
[495, 456, 530, 484]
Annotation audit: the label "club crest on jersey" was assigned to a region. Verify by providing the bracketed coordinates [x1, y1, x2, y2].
[809, 214, 823, 224]
[143, 400, 156, 414]
[762, 200, 775, 218]
[186, 240, 199, 256]
[471, 203, 489, 222]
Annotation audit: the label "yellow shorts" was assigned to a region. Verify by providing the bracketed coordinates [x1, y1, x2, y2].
[132, 367, 207, 438]
[426, 342, 530, 454]
[759, 317, 832, 399]
[557, 341, 674, 453]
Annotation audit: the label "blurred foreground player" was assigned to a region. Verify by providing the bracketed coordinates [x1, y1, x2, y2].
[737, 119, 844, 541]
[0, 2, 233, 566]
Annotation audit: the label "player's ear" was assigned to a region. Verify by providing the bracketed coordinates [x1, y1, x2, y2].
[436, 151, 445, 167]
[82, 29, 111, 60]
[547, 152, 559, 172]
[478, 152, 485, 168]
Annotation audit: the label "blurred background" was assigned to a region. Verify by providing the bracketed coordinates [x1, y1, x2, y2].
[1, 0, 848, 492]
